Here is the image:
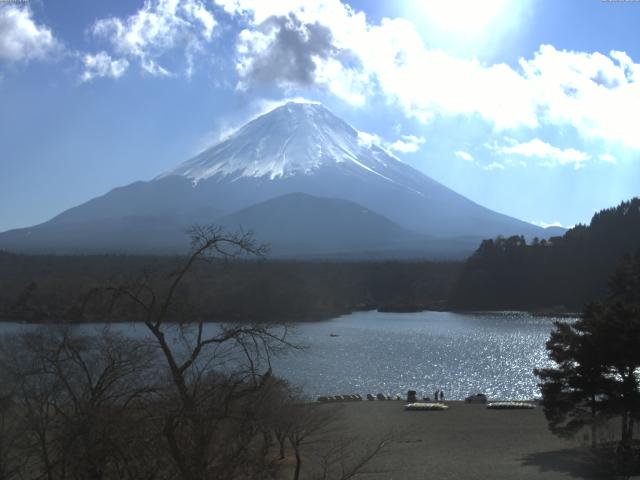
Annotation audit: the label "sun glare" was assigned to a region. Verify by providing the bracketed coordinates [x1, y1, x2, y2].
[407, 0, 519, 52]
[412, 0, 510, 33]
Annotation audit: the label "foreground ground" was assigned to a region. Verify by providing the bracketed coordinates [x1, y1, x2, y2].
[303, 401, 605, 480]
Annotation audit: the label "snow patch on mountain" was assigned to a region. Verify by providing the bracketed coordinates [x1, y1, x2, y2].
[160, 102, 401, 184]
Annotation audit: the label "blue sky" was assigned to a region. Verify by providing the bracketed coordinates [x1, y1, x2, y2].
[1, 0, 639, 232]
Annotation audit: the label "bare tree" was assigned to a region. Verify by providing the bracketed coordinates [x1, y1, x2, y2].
[0, 225, 393, 480]
[0, 390, 22, 480]
[281, 403, 394, 480]
[312, 432, 393, 480]
[0, 327, 158, 480]
[287, 403, 337, 480]
[93, 225, 297, 480]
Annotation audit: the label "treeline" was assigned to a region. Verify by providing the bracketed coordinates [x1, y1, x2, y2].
[450, 198, 640, 311]
[5, 197, 639, 320]
[0, 252, 460, 323]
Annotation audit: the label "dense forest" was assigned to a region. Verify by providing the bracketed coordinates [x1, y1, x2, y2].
[0, 252, 460, 323]
[450, 198, 640, 311]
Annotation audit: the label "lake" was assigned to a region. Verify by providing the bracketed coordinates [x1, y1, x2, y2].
[0, 310, 572, 400]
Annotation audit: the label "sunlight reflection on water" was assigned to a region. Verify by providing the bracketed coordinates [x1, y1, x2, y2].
[269, 310, 574, 400]
[0, 310, 574, 400]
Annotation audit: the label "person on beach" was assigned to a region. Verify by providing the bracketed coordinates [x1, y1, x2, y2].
[434, 389, 439, 402]
[440, 390, 445, 401]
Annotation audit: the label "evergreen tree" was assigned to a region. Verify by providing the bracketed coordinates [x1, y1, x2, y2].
[451, 197, 640, 310]
[536, 251, 640, 453]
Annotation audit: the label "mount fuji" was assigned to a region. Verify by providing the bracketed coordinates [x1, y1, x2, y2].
[0, 102, 560, 258]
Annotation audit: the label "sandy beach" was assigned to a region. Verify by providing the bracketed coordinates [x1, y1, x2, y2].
[305, 401, 599, 480]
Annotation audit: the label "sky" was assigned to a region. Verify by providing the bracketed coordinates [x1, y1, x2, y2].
[1, 0, 640, 232]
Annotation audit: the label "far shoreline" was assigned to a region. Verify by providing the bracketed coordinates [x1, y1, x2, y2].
[0, 307, 581, 324]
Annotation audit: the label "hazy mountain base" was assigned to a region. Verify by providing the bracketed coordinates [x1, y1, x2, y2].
[0, 252, 460, 323]
[0, 193, 485, 260]
[5, 198, 638, 323]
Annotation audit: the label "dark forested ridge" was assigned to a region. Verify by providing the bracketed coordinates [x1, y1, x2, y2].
[449, 198, 640, 311]
[0, 252, 460, 323]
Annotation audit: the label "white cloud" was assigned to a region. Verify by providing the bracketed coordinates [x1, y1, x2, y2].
[0, 5, 59, 62]
[91, 0, 216, 77]
[234, 11, 370, 105]
[248, 96, 321, 122]
[80, 51, 129, 82]
[356, 130, 381, 148]
[215, 0, 331, 24]
[531, 220, 571, 229]
[183, 1, 216, 39]
[455, 150, 473, 162]
[598, 153, 617, 164]
[218, 0, 640, 150]
[484, 162, 504, 171]
[490, 138, 590, 169]
[409, 0, 527, 36]
[387, 135, 425, 154]
[311, 57, 369, 106]
[355, 28, 539, 129]
[219, 1, 537, 127]
[518, 45, 640, 150]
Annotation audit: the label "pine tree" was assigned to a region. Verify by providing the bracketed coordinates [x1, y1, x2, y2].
[536, 251, 640, 452]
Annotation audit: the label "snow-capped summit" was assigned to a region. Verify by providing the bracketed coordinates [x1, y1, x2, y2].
[163, 102, 395, 183]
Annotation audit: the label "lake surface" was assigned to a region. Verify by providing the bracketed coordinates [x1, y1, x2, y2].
[0, 310, 573, 400]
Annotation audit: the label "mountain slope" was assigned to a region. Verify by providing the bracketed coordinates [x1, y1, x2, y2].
[159, 102, 551, 238]
[0, 208, 222, 254]
[215, 192, 479, 258]
[0, 102, 557, 257]
[216, 192, 423, 256]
